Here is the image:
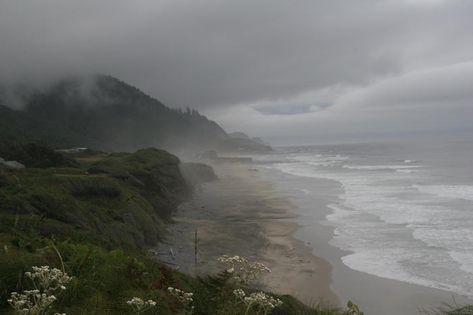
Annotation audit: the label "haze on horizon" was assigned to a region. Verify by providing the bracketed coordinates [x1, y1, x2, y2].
[1, 0, 472, 145]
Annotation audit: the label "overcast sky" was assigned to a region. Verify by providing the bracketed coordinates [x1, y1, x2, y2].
[1, 0, 472, 144]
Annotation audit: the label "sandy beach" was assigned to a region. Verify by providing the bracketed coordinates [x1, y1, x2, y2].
[156, 162, 473, 315]
[156, 163, 338, 305]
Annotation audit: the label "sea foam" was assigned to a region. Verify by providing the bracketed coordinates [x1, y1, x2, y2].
[265, 148, 473, 298]
[414, 184, 473, 201]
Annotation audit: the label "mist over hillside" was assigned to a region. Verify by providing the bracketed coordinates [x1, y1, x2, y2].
[0, 75, 270, 153]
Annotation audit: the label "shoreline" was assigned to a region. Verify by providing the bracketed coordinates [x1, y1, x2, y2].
[257, 166, 473, 315]
[157, 161, 473, 315]
[156, 163, 339, 305]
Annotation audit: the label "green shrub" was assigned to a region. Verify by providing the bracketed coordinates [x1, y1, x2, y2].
[67, 176, 121, 198]
[0, 142, 77, 169]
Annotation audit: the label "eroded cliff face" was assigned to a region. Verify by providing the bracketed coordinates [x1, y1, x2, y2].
[179, 162, 218, 186]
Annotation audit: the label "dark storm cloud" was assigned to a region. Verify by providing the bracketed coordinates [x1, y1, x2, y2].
[1, 0, 473, 142]
[0, 0, 412, 107]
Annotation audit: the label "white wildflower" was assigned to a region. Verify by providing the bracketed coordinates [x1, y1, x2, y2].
[234, 289, 283, 315]
[8, 291, 57, 314]
[217, 255, 271, 284]
[26, 266, 72, 294]
[7, 266, 71, 315]
[233, 289, 246, 299]
[167, 287, 194, 307]
[126, 297, 157, 314]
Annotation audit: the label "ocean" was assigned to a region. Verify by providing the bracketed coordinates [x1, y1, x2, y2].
[253, 139, 473, 299]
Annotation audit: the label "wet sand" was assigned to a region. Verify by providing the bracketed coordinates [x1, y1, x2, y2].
[156, 163, 338, 305]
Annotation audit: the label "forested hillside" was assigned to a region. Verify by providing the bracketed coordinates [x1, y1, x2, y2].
[0, 75, 270, 153]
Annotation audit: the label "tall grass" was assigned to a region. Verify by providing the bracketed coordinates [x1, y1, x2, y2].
[1, 235, 354, 315]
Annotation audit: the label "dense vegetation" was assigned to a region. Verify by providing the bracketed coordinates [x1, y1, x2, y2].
[0, 144, 341, 315]
[0, 142, 76, 168]
[0, 147, 192, 250]
[0, 75, 271, 153]
[1, 238, 346, 315]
